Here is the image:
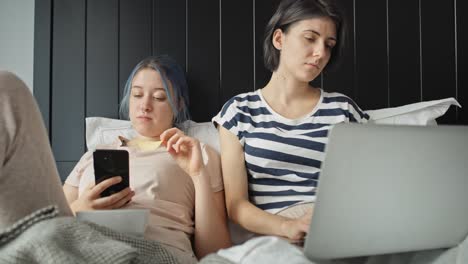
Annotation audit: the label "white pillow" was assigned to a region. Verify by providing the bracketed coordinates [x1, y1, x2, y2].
[86, 118, 219, 151]
[85, 97, 461, 245]
[365, 97, 460, 125]
[86, 117, 137, 150]
[86, 98, 461, 151]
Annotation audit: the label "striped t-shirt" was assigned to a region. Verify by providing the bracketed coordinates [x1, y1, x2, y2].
[212, 89, 369, 214]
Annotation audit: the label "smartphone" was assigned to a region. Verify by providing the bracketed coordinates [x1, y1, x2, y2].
[93, 149, 129, 197]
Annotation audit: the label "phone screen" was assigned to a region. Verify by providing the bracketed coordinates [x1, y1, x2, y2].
[93, 149, 130, 197]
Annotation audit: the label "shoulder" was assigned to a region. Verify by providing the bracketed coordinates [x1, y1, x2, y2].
[220, 91, 262, 114]
[213, 90, 263, 129]
[321, 90, 356, 105]
[320, 90, 369, 122]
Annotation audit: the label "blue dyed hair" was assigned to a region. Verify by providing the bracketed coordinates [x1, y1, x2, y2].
[119, 55, 190, 125]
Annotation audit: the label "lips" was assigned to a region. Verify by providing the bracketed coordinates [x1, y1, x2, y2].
[137, 116, 152, 121]
[305, 63, 320, 70]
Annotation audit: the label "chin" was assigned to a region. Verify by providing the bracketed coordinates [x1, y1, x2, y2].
[294, 71, 319, 83]
[297, 75, 317, 84]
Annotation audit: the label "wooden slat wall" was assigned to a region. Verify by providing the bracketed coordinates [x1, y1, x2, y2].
[458, 0, 468, 125]
[34, 0, 468, 181]
[354, 0, 388, 110]
[322, 0, 355, 98]
[421, 1, 457, 124]
[187, 0, 221, 121]
[51, 0, 86, 161]
[387, 0, 421, 107]
[33, 0, 52, 133]
[86, 0, 119, 118]
[153, 0, 186, 70]
[220, 0, 254, 103]
[254, 0, 281, 89]
[119, 0, 152, 99]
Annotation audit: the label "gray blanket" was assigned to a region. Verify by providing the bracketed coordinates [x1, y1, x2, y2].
[201, 235, 468, 264]
[0, 206, 179, 264]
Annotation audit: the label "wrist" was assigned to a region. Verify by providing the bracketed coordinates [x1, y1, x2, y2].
[190, 166, 211, 186]
[70, 201, 79, 215]
[279, 217, 292, 237]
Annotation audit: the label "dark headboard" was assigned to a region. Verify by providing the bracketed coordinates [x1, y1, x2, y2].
[34, 0, 467, 180]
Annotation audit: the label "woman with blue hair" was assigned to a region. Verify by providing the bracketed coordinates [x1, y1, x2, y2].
[62, 55, 231, 263]
[119, 55, 191, 125]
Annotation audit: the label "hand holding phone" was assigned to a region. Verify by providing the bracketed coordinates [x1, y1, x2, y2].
[93, 149, 130, 197]
[69, 176, 134, 213]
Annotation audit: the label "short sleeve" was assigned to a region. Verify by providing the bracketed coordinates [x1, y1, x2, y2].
[347, 98, 370, 124]
[64, 151, 94, 187]
[212, 97, 244, 145]
[200, 143, 224, 193]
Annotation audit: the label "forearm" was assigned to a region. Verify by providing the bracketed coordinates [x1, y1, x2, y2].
[230, 199, 289, 237]
[217, 126, 289, 237]
[192, 170, 231, 258]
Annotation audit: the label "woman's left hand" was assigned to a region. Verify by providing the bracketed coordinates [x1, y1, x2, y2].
[160, 127, 204, 177]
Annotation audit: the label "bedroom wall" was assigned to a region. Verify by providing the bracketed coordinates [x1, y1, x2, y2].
[0, 0, 35, 91]
[34, 0, 468, 181]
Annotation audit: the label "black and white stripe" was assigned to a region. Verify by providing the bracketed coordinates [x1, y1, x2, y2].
[213, 89, 369, 213]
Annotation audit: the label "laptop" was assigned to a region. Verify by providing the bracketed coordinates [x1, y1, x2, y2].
[304, 123, 468, 261]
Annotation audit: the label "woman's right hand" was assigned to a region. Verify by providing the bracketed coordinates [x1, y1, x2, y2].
[70, 176, 135, 213]
[280, 209, 313, 241]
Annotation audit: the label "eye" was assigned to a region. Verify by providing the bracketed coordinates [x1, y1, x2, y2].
[153, 94, 167, 101]
[305, 36, 316, 42]
[131, 88, 143, 98]
[326, 40, 337, 50]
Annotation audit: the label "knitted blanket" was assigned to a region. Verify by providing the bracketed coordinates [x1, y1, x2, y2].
[0, 206, 179, 264]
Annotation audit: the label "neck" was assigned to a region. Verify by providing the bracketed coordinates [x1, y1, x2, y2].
[263, 71, 316, 104]
[134, 135, 161, 141]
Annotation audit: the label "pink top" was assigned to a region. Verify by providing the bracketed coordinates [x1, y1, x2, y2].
[65, 137, 223, 254]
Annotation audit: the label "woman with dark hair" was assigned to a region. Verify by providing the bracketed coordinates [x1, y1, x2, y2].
[62, 55, 231, 263]
[213, 0, 369, 242]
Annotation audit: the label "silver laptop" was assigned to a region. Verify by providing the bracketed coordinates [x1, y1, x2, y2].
[304, 123, 468, 261]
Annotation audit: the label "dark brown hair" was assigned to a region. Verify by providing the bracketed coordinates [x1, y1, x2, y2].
[263, 0, 346, 72]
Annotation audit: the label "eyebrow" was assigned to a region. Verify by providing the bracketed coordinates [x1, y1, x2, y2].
[131, 86, 166, 91]
[304, 30, 337, 41]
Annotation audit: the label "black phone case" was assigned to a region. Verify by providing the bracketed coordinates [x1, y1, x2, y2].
[93, 149, 129, 197]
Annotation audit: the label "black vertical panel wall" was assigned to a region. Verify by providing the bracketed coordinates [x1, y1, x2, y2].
[322, 0, 355, 97]
[254, 0, 281, 89]
[421, 1, 457, 124]
[187, 0, 220, 121]
[153, 0, 186, 70]
[33, 0, 52, 133]
[457, 0, 468, 125]
[34, 0, 468, 180]
[387, 0, 421, 107]
[51, 0, 86, 177]
[119, 0, 152, 99]
[354, 0, 388, 110]
[86, 0, 119, 118]
[220, 0, 254, 103]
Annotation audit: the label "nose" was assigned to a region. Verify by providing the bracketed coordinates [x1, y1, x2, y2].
[140, 96, 152, 113]
[313, 43, 326, 58]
